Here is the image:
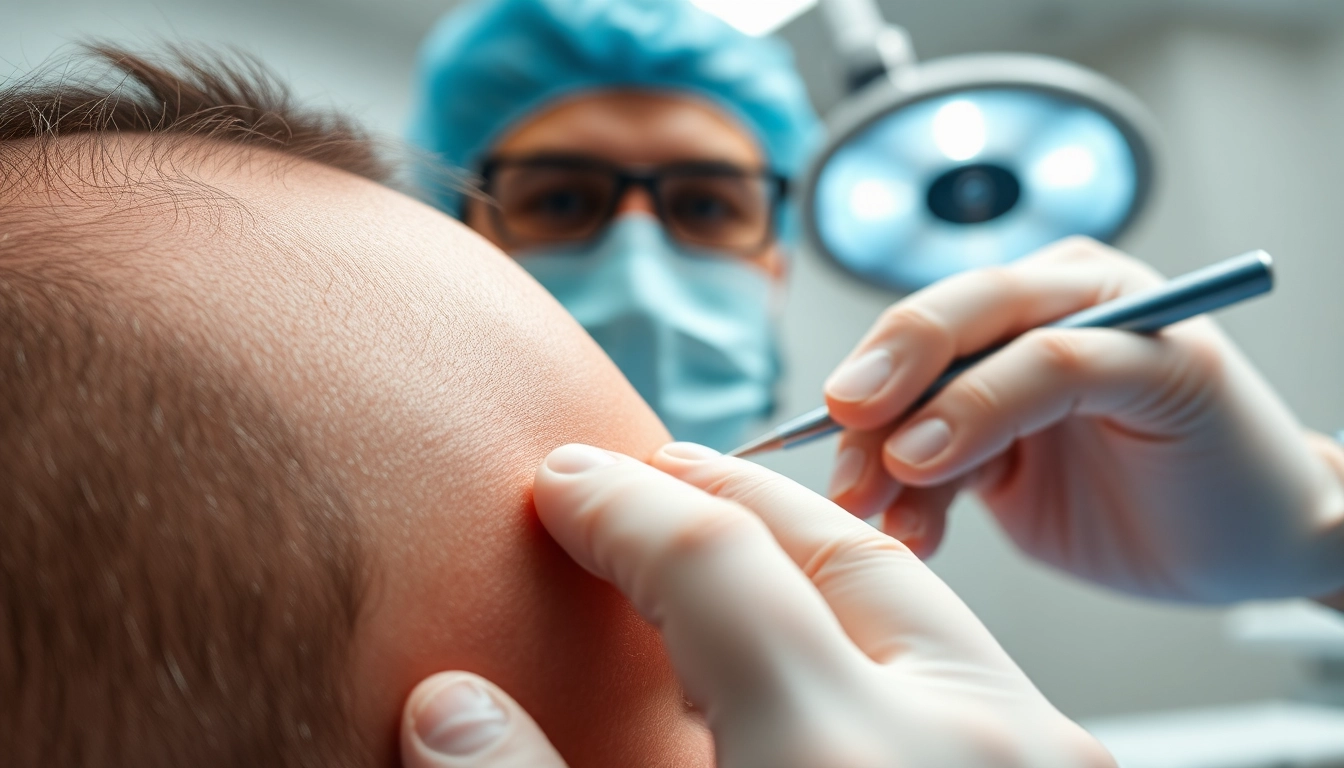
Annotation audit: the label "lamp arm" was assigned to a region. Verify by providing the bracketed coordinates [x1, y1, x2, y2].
[819, 0, 916, 92]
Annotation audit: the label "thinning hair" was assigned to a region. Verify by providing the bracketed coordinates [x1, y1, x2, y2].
[0, 43, 389, 183]
[0, 46, 384, 767]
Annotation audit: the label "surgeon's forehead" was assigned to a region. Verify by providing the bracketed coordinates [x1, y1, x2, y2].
[495, 89, 763, 166]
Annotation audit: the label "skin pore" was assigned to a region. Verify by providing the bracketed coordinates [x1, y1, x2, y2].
[465, 90, 786, 278]
[18, 135, 713, 767]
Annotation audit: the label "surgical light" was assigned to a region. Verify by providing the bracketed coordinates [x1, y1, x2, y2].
[804, 0, 1159, 290]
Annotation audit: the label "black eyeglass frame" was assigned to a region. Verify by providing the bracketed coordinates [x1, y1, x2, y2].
[477, 154, 791, 257]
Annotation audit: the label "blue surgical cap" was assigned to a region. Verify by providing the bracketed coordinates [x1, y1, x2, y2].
[407, 0, 821, 223]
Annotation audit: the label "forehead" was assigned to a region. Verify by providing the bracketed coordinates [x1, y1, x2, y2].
[495, 89, 763, 167]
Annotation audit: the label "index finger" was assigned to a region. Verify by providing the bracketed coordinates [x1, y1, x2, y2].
[824, 237, 1163, 431]
[532, 443, 866, 713]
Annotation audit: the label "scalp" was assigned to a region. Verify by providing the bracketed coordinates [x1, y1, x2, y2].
[0, 230, 372, 768]
[0, 44, 388, 768]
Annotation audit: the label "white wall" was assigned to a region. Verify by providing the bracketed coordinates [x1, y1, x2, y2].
[0, 0, 418, 136]
[6, 0, 1344, 722]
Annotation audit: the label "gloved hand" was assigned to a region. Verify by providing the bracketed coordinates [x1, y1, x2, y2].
[823, 236, 1344, 602]
[398, 442, 1111, 768]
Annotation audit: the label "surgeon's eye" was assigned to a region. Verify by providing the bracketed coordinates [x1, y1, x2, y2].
[671, 191, 738, 223]
[495, 166, 614, 242]
[664, 175, 770, 252]
[528, 187, 601, 220]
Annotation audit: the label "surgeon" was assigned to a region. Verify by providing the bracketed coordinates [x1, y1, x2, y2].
[408, 0, 820, 451]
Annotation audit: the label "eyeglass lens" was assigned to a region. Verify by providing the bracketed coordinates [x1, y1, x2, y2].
[491, 162, 773, 254]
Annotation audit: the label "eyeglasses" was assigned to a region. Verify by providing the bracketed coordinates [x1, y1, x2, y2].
[478, 154, 789, 257]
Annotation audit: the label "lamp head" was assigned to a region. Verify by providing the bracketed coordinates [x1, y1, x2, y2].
[801, 53, 1159, 290]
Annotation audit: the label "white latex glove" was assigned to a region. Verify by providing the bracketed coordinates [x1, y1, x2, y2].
[822, 236, 1344, 602]
[401, 671, 567, 768]
[399, 442, 1112, 768]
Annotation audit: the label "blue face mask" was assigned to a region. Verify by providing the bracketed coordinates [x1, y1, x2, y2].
[515, 216, 780, 450]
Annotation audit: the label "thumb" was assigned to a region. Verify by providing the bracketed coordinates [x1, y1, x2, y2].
[401, 672, 569, 768]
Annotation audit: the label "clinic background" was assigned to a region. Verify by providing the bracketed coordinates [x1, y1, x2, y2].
[6, 0, 1344, 721]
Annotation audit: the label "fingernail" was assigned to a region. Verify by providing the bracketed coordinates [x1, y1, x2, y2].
[887, 510, 926, 541]
[662, 442, 721, 461]
[828, 446, 866, 498]
[415, 679, 509, 756]
[546, 444, 620, 474]
[887, 419, 952, 466]
[825, 349, 894, 403]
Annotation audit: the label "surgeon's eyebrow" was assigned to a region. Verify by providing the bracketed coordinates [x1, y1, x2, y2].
[0, 43, 391, 186]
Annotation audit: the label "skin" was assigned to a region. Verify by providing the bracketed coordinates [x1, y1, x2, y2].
[465, 90, 786, 278]
[29, 137, 713, 767]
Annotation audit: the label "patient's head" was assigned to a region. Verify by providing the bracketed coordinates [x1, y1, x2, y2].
[0, 48, 709, 767]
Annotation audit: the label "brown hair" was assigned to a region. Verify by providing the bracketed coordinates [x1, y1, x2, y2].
[0, 46, 381, 767]
[0, 43, 389, 183]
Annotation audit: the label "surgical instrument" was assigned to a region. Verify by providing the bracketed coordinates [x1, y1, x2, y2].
[729, 249, 1275, 458]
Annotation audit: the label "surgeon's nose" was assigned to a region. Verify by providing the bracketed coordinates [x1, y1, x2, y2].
[614, 185, 657, 217]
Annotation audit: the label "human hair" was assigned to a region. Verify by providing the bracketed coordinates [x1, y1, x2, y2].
[0, 43, 389, 183]
[0, 45, 381, 767]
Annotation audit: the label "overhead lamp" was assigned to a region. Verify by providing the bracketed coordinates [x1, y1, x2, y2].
[804, 0, 1159, 289]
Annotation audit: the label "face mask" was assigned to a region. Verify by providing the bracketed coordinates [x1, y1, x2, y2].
[515, 216, 780, 450]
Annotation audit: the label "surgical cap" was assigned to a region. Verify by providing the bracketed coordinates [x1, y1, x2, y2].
[407, 0, 822, 220]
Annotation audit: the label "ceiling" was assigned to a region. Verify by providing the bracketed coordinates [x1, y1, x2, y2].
[867, 0, 1344, 57]
[267, 0, 1344, 108]
[12, 0, 1337, 116]
[287, 0, 1344, 53]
